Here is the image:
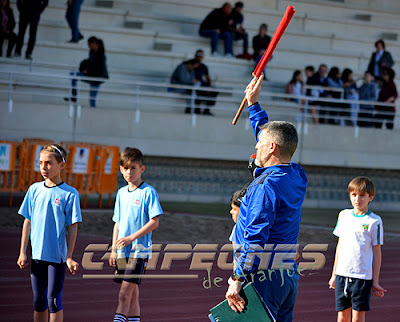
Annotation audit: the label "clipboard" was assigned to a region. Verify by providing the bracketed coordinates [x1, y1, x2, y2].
[209, 283, 276, 322]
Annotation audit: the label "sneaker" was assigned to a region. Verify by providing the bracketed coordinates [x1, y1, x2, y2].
[203, 109, 214, 116]
[225, 53, 235, 58]
[64, 97, 77, 103]
[211, 52, 221, 57]
[25, 54, 32, 60]
[13, 52, 21, 58]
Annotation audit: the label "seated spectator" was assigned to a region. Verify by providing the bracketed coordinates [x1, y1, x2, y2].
[65, 36, 108, 107]
[285, 70, 304, 103]
[303, 65, 318, 124]
[0, 0, 16, 57]
[199, 3, 234, 57]
[252, 23, 270, 63]
[229, 2, 250, 59]
[326, 66, 343, 124]
[308, 64, 328, 124]
[193, 49, 218, 116]
[305, 65, 315, 81]
[170, 59, 201, 114]
[367, 39, 394, 84]
[375, 67, 397, 129]
[358, 72, 378, 127]
[341, 68, 358, 126]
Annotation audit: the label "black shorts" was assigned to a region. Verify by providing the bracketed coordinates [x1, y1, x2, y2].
[113, 257, 147, 285]
[335, 275, 372, 312]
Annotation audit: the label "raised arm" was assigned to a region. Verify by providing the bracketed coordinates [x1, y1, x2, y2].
[66, 223, 79, 275]
[245, 75, 269, 141]
[17, 218, 31, 269]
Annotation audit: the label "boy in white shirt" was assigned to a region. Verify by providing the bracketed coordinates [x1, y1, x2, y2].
[329, 176, 386, 322]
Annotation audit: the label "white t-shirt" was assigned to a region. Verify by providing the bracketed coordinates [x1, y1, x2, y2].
[333, 209, 383, 280]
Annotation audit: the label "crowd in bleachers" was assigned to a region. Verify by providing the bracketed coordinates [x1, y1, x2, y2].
[285, 39, 397, 128]
[0, 0, 398, 127]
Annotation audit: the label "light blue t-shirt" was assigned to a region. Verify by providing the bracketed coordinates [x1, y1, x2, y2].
[18, 182, 82, 263]
[113, 182, 163, 258]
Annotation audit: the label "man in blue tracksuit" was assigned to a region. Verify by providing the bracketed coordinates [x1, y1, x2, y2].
[225, 75, 308, 322]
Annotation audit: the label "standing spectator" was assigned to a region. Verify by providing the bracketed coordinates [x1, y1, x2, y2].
[309, 64, 328, 123]
[252, 23, 271, 64]
[0, 0, 16, 57]
[341, 68, 358, 126]
[170, 59, 201, 114]
[229, 2, 249, 59]
[375, 67, 397, 129]
[358, 72, 378, 127]
[193, 49, 218, 116]
[326, 66, 343, 124]
[65, 0, 84, 43]
[14, 0, 48, 59]
[367, 39, 394, 83]
[65, 36, 108, 107]
[199, 3, 234, 57]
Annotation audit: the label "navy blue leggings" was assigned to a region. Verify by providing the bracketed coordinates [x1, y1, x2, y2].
[31, 260, 66, 313]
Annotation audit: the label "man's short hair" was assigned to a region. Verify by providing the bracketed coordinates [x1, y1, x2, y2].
[259, 121, 298, 160]
[235, 2, 244, 8]
[348, 176, 376, 196]
[120, 147, 144, 166]
[375, 39, 385, 49]
[305, 65, 314, 72]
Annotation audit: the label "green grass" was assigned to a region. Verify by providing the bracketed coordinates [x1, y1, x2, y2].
[161, 201, 400, 232]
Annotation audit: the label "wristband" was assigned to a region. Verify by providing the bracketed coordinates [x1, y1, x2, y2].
[248, 101, 258, 108]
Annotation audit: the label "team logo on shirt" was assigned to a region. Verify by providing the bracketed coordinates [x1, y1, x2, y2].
[55, 198, 60, 204]
[362, 224, 369, 231]
[136, 199, 140, 205]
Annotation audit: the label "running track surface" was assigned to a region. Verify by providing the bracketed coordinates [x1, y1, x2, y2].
[1, 228, 399, 322]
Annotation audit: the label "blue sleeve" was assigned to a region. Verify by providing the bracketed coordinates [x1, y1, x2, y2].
[248, 103, 269, 142]
[146, 188, 163, 219]
[18, 185, 33, 220]
[65, 190, 82, 225]
[234, 182, 277, 276]
[112, 191, 121, 223]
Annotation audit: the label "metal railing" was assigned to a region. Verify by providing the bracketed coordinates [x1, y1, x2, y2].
[1, 70, 397, 141]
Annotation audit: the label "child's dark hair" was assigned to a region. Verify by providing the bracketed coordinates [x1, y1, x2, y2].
[41, 144, 67, 163]
[231, 187, 247, 207]
[348, 176, 376, 196]
[120, 147, 144, 166]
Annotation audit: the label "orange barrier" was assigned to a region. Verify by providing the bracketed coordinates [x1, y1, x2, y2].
[19, 139, 56, 191]
[96, 145, 120, 208]
[0, 141, 18, 207]
[3, 139, 120, 208]
[62, 142, 98, 208]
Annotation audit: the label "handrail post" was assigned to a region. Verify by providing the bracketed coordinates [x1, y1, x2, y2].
[135, 85, 140, 123]
[190, 86, 196, 127]
[8, 73, 13, 113]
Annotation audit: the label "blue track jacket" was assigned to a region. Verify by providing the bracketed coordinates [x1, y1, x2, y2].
[233, 103, 308, 277]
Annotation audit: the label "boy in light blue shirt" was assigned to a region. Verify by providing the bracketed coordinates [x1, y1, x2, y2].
[109, 147, 163, 322]
[17, 144, 82, 322]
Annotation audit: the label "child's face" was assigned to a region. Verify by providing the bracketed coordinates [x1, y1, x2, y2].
[120, 162, 145, 185]
[39, 151, 64, 181]
[349, 190, 374, 214]
[230, 203, 240, 223]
